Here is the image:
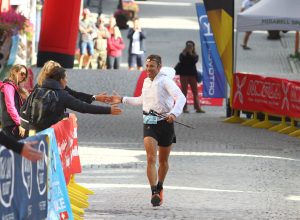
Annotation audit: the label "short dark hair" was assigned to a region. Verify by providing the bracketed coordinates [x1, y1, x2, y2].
[48, 66, 66, 82]
[146, 54, 162, 66]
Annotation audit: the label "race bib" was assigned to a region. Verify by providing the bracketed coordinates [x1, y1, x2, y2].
[143, 115, 158, 124]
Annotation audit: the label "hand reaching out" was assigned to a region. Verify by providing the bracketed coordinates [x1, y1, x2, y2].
[111, 104, 122, 115]
[95, 92, 109, 103]
[110, 91, 123, 104]
[21, 141, 43, 162]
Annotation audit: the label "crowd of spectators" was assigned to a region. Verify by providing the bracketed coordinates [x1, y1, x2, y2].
[78, 5, 146, 71]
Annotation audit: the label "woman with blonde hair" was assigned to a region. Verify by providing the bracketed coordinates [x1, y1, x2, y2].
[36, 60, 109, 104]
[107, 25, 125, 69]
[0, 64, 28, 139]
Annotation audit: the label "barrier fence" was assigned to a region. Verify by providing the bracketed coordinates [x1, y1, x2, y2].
[0, 113, 92, 220]
[225, 72, 300, 136]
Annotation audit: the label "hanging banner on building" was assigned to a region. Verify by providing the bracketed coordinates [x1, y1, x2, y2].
[0, 135, 48, 220]
[51, 113, 81, 185]
[38, 128, 73, 220]
[196, 3, 226, 98]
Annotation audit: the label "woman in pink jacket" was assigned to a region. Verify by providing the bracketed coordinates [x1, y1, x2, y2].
[0, 64, 28, 140]
[107, 25, 125, 69]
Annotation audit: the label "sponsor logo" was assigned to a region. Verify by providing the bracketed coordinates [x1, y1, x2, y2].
[199, 15, 213, 38]
[281, 82, 290, 110]
[22, 157, 33, 199]
[0, 147, 14, 208]
[234, 76, 247, 104]
[37, 141, 47, 195]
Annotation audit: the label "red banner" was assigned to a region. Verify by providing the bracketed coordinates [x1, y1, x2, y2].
[233, 72, 300, 118]
[51, 113, 81, 184]
[174, 76, 223, 106]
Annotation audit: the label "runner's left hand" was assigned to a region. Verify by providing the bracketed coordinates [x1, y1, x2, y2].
[166, 114, 176, 123]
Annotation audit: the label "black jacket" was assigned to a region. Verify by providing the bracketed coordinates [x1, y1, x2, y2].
[21, 79, 111, 131]
[65, 86, 93, 104]
[0, 131, 23, 154]
[177, 53, 199, 76]
[0, 79, 23, 128]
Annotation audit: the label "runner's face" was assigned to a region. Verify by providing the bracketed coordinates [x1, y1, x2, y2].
[146, 60, 161, 80]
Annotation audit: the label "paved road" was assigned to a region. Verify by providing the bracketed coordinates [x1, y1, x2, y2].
[35, 0, 300, 219]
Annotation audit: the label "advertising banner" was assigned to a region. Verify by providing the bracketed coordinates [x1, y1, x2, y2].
[0, 135, 48, 219]
[51, 113, 81, 184]
[196, 3, 226, 98]
[38, 128, 73, 220]
[203, 0, 234, 89]
[232, 72, 300, 118]
[174, 76, 223, 106]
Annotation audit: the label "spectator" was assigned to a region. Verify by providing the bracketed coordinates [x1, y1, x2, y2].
[21, 66, 122, 131]
[0, 64, 28, 140]
[127, 18, 146, 71]
[176, 41, 205, 113]
[240, 0, 256, 50]
[0, 131, 43, 162]
[107, 26, 125, 69]
[79, 8, 96, 69]
[94, 14, 110, 69]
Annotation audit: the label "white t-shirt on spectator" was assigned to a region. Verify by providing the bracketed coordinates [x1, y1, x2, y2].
[131, 31, 144, 55]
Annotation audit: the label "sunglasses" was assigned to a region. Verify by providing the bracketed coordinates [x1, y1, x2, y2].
[20, 71, 27, 77]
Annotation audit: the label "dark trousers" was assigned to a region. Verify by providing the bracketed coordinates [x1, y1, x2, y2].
[3, 125, 21, 140]
[107, 56, 121, 69]
[179, 75, 201, 111]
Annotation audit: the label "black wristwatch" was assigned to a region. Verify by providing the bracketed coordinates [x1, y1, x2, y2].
[91, 95, 96, 102]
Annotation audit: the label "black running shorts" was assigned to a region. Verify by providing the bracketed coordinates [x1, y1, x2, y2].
[143, 120, 176, 147]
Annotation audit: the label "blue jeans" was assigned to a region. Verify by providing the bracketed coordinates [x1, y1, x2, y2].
[80, 40, 94, 55]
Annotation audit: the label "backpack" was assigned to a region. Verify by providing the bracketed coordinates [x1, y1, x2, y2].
[20, 87, 59, 129]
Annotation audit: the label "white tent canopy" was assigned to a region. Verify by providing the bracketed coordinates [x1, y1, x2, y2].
[237, 0, 300, 32]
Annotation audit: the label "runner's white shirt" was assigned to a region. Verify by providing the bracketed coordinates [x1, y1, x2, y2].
[122, 71, 186, 117]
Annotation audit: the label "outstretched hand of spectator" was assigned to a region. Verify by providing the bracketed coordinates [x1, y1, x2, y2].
[111, 104, 122, 115]
[95, 92, 110, 103]
[21, 141, 43, 162]
[110, 91, 123, 105]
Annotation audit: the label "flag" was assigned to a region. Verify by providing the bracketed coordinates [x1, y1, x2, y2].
[203, 0, 234, 90]
[196, 3, 226, 98]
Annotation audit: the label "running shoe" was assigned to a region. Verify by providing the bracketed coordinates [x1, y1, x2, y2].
[151, 193, 161, 207]
[158, 189, 163, 206]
